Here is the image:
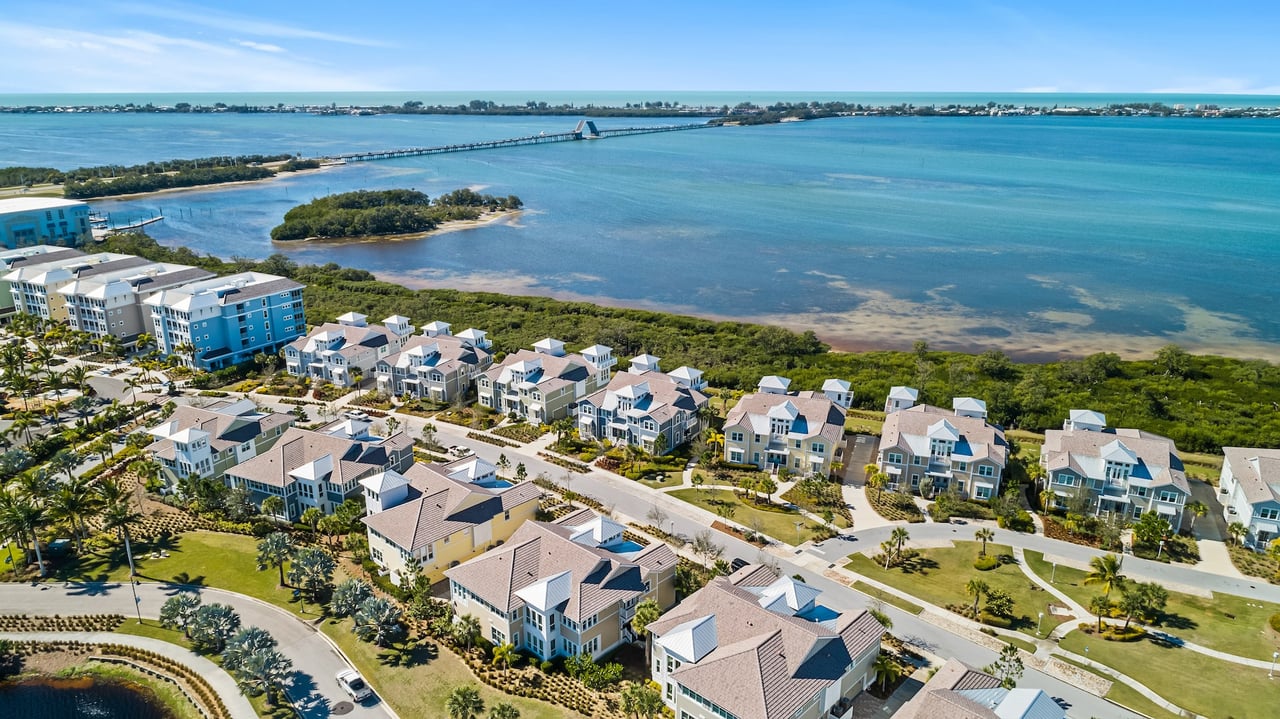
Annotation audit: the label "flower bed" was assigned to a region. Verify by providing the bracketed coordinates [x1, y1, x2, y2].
[1226, 543, 1279, 582]
[491, 422, 547, 444]
[866, 490, 924, 523]
[537, 452, 591, 473]
[468, 431, 520, 448]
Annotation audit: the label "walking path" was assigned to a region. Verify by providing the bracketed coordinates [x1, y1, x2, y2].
[0, 582, 395, 719]
[0, 629, 257, 719]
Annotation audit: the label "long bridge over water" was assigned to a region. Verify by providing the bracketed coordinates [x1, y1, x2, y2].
[323, 119, 714, 162]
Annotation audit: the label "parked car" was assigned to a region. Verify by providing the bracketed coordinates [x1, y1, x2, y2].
[336, 669, 372, 701]
[343, 410, 370, 421]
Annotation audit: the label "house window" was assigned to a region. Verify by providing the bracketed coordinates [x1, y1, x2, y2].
[886, 452, 903, 465]
[1052, 474, 1079, 487]
[977, 465, 995, 477]
[953, 461, 968, 472]
[975, 486, 992, 499]
[1157, 491, 1182, 504]
[1258, 508, 1280, 521]
[811, 442, 825, 454]
[729, 432, 744, 443]
[912, 456, 925, 466]
[729, 451, 743, 463]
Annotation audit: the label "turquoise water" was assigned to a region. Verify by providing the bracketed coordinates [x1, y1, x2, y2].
[1, 110, 1278, 359]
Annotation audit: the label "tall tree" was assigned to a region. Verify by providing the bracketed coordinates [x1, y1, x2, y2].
[446, 685, 484, 719]
[234, 646, 293, 708]
[1084, 554, 1126, 599]
[353, 596, 406, 647]
[159, 593, 203, 638]
[452, 614, 481, 651]
[256, 531, 294, 587]
[221, 626, 278, 672]
[630, 598, 662, 668]
[189, 602, 241, 654]
[330, 578, 374, 618]
[974, 527, 995, 557]
[287, 547, 336, 602]
[983, 643, 1024, 689]
[966, 578, 989, 616]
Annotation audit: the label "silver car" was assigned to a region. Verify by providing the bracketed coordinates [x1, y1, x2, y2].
[336, 669, 372, 701]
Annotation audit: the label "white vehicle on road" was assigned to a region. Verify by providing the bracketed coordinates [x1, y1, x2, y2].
[336, 669, 373, 701]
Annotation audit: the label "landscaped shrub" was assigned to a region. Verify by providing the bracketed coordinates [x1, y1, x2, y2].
[979, 612, 1013, 628]
[1269, 613, 1280, 633]
[867, 490, 925, 523]
[973, 555, 1001, 571]
[998, 510, 1035, 533]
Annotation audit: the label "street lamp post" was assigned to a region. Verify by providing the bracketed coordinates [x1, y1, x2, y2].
[1037, 611, 1045, 636]
[129, 579, 142, 623]
[1271, 651, 1278, 679]
[794, 520, 804, 546]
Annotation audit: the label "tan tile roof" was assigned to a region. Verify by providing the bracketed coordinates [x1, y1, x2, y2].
[377, 334, 492, 374]
[361, 464, 540, 552]
[481, 349, 592, 388]
[146, 401, 293, 455]
[879, 403, 1008, 468]
[226, 426, 412, 489]
[724, 391, 846, 444]
[1221, 447, 1280, 506]
[649, 571, 882, 719]
[1042, 426, 1188, 492]
[445, 512, 676, 622]
[579, 369, 708, 421]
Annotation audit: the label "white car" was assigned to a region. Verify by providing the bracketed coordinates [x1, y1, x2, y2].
[343, 410, 370, 421]
[336, 669, 372, 701]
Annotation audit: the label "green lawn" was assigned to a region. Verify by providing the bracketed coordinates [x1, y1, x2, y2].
[669, 488, 828, 545]
[846, 542, 1072, 638]
[1050, 653, 1183, 719]
[1060, 630, 1275, 719]
[319, 617, 584, 719]
[54, 531, 312, 619]
[851, 580, 923, 615]
[1025, 550, 1280, 660]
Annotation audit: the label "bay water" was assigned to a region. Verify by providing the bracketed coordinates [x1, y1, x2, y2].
[2, 104, 1278, 360]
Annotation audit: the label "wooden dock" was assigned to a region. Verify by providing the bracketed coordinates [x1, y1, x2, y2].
[325, 120, 713, 163]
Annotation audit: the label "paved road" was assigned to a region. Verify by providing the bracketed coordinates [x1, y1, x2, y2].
[406, 418, 1139, 719]
[0, 581, 394, 719]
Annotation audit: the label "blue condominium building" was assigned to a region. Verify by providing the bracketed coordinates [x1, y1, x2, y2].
[145, 271, 306, 370]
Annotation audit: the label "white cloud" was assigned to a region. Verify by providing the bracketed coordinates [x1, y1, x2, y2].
[0, 20, 384, 92]
[236, 40, 286, 53]
[111, 1, 388, 47]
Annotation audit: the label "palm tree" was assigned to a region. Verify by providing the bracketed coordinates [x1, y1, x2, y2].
[631, 598, 661, 668]
[621, 681, 663, 719]
[353, 596, 406, 647]
[1084, 554, 1126, 599]
[221, 626, 277, 672]
[866, 471, 887, 499]
[234, 646, 293, 708]
[452, 613, 481, 651]
[260, 495, 285, 520]
[9, 412, 36, 443]
[124, 377, 142, 405]
[101, 499, 141, 578]
[134, 333, 155, 356]
[189, 602, 241, 653]
[47, 479, 95, 553]
[873, 653, 902, 692]
[1228, 521, 1248, 546]
[966, 578, 989, 616]
[890, 527, 910, 562]
[256, 531, 294, 587]
[1089, 595, 1112, 633]
[159, 593, 203, 637]
[0, 491, 46, 576]
[1038, 487, 1056, 514]
[330, 578, 373, 618]
[1186, 501, 1208, 531]
[447, 686, 484, 719]
[974, 527, 995, 557]
[49, 448, 79, 482]
[491, 642, 518, 671]
[489, 702, 520, 719]
[287, 547, 336, 602]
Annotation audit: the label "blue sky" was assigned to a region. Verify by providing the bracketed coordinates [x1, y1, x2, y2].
[1, 0, 1277, 94]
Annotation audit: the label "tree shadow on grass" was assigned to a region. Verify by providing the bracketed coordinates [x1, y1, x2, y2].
[895, 555, 938, 574]
[379, 639, 439, 668]
[166, 571, 206, 587]
[1157, 612, 1198, 632]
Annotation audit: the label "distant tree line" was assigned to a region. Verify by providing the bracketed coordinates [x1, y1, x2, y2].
[269, 188, 522, 241]
[63, 165, 276, 198]
[98, 233, 1280, 454]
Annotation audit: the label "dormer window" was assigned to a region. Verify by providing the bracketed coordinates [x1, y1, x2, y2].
[1105, 460, 1131, 482]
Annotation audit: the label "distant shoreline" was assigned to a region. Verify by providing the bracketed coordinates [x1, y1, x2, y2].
[84, 164, 333, 203]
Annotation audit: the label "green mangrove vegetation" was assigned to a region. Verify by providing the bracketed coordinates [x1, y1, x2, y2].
[268, 188, 523, 242]
[99, 233, 1280, 453]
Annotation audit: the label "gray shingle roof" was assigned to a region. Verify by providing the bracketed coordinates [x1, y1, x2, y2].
[879, 403, 1008, 467]
[724, 391, 846, 444]
[1222, 447, 1280, 505]
[226, 426, 412, 488]
[1042, 426, 1188, 493]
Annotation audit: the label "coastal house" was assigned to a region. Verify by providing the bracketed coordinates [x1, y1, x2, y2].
[223, 418, 413, 521]
[145, 398, 294, 485]
[374, 321, 493, 403]
[283, 312, 415, 388]
[647, 564, 882, 719]
[876, 389, 1008, 499]
[575, 354, 709, 455]
[146, 271, 307, 370]
[884, 386, 919, 414]
[475, 338, 615, 422]
[0, 246, 85, 320]
[0, 197, 92, 250]
[721, 375, 849, 477]
[1219, 447, 1280, 548]
[6, 251, 149, 323]
[446, 509, 677, 661]
[359, 458, 540, 585]
[58, 262, 216, 344]
[1040, 410, 1189, 530]
[895, 658, 1065, 719]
